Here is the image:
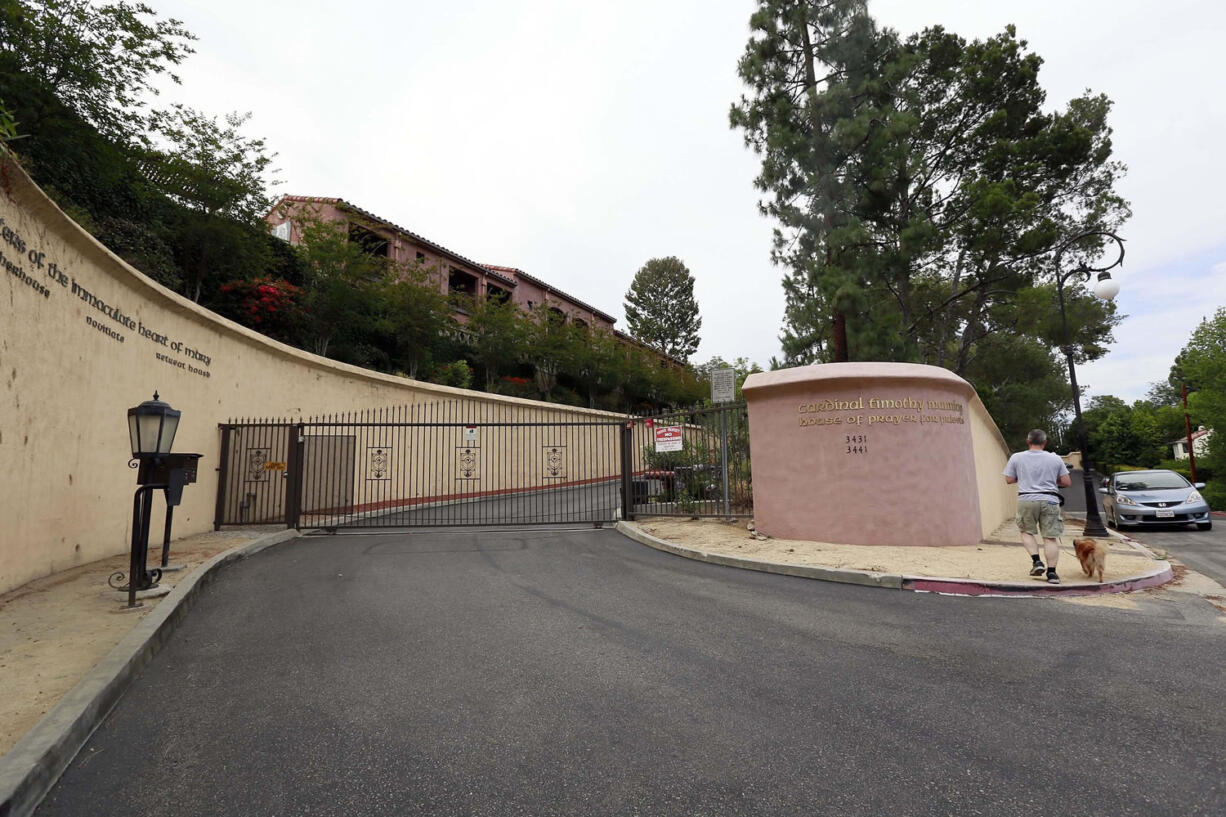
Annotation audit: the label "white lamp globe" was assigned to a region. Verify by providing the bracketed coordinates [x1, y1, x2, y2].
[1093, 271, 1120, 301]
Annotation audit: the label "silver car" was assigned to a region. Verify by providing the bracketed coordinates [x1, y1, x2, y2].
[1100, 469, 1212, 531]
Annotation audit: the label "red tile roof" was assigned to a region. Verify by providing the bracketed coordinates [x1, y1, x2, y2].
[269, 195, 515, 286]
[481, 264, 616, 324]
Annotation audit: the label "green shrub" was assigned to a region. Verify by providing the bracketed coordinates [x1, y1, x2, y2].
[1201, 483, 1226, 512]
[1155, 459, 1214, 483]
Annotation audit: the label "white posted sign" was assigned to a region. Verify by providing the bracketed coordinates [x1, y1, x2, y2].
[710, 368, 736, 403]
[654, 425, 683, 453]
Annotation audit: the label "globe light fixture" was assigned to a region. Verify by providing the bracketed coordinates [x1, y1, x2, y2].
[1093, 271, 1121, 301]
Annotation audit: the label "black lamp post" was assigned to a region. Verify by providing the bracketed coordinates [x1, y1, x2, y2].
[1053, 230, 1124, 539]
[111, 392, 181, 607]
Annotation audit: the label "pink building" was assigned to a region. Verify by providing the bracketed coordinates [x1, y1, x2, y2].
[266, 196, 616, 330]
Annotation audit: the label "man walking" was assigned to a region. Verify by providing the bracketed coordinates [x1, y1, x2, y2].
[1003, 429, 1072, 584]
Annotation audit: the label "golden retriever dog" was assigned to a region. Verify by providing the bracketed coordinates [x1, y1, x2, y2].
[1073, 537, 1108, 583]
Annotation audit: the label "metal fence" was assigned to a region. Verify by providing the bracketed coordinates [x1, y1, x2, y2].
[215, 399, 752, 530]
[624, 401, 751, 518]
[215, 401, 625, 530]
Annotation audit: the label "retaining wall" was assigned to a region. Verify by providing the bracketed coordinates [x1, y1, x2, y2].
[0, 153, 618, 595]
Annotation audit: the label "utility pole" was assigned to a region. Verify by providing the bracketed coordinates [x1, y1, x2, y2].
[1183, 381, 1198, 483]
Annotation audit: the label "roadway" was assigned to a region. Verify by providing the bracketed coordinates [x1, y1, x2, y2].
[37, 528, 1226, 816]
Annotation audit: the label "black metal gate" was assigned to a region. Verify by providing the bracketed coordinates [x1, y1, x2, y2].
[214, 400, 752, 531]
[625, 402, 752, 518]
[215, 401, 627, 529]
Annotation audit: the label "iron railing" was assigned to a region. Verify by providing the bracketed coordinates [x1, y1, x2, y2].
[215, 399, 752, 530]
[624, 401, 751, 518]
[216, 401, 625, 529]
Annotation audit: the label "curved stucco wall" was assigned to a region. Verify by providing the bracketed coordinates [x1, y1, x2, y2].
[743, 363, 1016, 546]
[0, 154, 621, 594]
[969, 397, 1016, 539]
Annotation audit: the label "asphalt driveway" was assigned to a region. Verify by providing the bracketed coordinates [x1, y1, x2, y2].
[36, 527, 1226, 816]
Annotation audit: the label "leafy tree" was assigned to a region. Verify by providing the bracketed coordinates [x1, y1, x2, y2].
[1080, 395, 1189, 469]
[1176, 308, 1226, 476]
[383, 263, 453, 380]
[292, 210, 392, 361]
[141, 105, 279, 302]
[461, 295, 527, 391]
[623, 256, 702, 361]
[730, 3, 1128, 429]
[569, 327, 626, 408]
[522, 307, 579, 401]
[0, 0, 196, 146]
[0, 1, 281, 301]
[0, 98, 17, 142]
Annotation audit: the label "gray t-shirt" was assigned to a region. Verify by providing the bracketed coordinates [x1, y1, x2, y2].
[1004, 450, 1070, 503]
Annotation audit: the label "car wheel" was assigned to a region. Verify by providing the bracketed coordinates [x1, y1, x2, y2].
[1105, 509, 1117, 529]
[1197, 521, 1212, 531]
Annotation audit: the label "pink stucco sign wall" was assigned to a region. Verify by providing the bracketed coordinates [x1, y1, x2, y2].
[742, 362, 983, 547]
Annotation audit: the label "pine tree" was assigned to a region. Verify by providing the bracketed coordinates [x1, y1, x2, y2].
[623, 257, 702, 362]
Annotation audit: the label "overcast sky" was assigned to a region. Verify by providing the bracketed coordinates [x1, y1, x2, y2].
[144, 0, 1225, 402]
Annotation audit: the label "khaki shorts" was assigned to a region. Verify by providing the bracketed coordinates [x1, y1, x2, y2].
[1016, 501, 1064, 538]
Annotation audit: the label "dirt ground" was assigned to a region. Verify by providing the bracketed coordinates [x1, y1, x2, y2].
[0, 528, 274, 755]
[633, 517, 1161, 585]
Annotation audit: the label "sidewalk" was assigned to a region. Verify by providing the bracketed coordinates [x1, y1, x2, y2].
[622, 516, 1169, 591]
[0, 528, 278, 756]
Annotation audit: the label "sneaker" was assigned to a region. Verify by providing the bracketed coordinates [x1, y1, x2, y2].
[1029, 562, 1046, 577]
[1046, 569, 1060, 585]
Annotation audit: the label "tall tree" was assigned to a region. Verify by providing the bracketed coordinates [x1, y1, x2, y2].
[1176, 308, 1226, 475]
[729, 0, 883, 362]
[461, 295, 527, 392]
[623, 256, 702, 361]
[143, 105, 279, 302]
[0, 0, 196, 146]
[730, 3, 1128, 395]
[382, 262, 454, 381]
[292, 209, 392, 361]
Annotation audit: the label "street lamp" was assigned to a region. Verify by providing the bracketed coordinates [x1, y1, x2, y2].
[127, 391, 181, 459]
[112, 393, 187, 608]
[1053, 230, 1125, 538]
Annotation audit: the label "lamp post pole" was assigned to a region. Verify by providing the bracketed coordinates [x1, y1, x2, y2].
[1053, 230, 1125, 539]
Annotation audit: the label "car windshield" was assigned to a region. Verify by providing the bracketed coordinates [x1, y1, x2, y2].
[1114, 472, 1189, 491]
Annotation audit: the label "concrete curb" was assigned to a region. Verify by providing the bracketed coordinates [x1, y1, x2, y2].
[0, 528, 301, 817]
[615, 522, 903, 589]
[615, 522, 1175, 598]
[901, 563, 1175, 597]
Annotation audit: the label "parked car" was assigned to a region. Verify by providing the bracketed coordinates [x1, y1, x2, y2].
[1100, 469, 1212, 530]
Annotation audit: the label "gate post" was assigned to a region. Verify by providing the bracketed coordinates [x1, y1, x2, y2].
[285, 422, 305, 529]
[620, 420, 635, 522]
[213, 425, 232, 531]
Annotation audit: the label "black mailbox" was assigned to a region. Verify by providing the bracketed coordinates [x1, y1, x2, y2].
[136, 453, 202, 506]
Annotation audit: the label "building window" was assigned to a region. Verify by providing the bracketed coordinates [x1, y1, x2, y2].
[548, 307, 567, 323]
[416, 251, 426, 262]
[271, 221, 291, 242]
[573, 318, 588, 331]
[449, 267, 478, 298]
[348, 222, 389, 258]
[487, 284, 510, 305]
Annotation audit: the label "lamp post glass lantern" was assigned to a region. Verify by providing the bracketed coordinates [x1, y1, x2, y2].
[127, 391, 180, 458]
[1054, 230, 1125, 539]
